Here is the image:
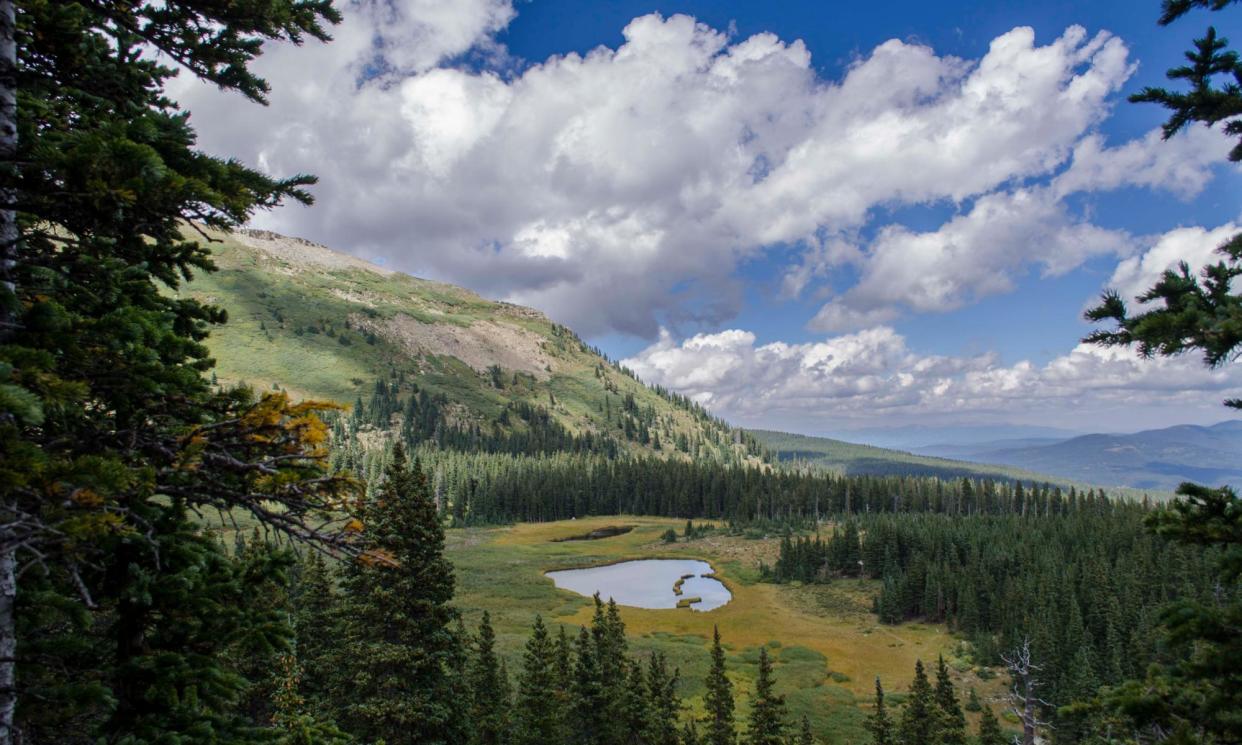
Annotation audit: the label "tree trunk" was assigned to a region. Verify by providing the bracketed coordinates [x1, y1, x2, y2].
[0, 540, 16, 745]
[0, 0, 16, 343]
[1, 6, 21, 734]
[1022, 685, 1036, 745]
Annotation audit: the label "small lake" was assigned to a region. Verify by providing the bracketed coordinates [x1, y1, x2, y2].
[545, 559, 732, 612]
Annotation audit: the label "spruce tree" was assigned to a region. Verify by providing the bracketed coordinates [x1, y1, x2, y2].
[645, 651, 682, 745]
[568, 625, 606, 745]
[900, 661, 936, 745]
[977, 707, 1006, 745]
[470, 611, 511, 745]
[703, 626, 736, 745]
[514, 615, 563, 745]
[933, 656, 967, 745]
[683, 720, 702, 745]
[795, 715, 814, 745]
[868, 678, 893, 745]
[1, 1, 352, 740]
[745, 647, 787, 745]
[619, 658, 654, 745]
[594, 596, 630, 745]
[101, 504, 300, 742]
[335, 443, 460, 744]
[292, 551, 338, 711]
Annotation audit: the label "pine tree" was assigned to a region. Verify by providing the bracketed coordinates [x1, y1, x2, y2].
[1, 1, 351, 740]
[101, 505, 300, 742]
[644, 651, 682, 745]
[900, 661, 936, 745]
[683, 720, 703, 745]
[977, 707, 1006, 745]
[933, 656, 967, 745]
[335, 443, 461, 744]
[270, 653, 351, 745]
[868, 678, 893, 745]
[568, 625, 606, 745]
[594, 596, 630, 745]
[292, 552, 338, 711]
[745, 647, 787, 745]
[703, 626, 736, 745]
[619, 658, 653, 745]
[794, 716, 814, 745]
[470, 611, 510, 745]
[514, 615, 563, 745]
[554, 624, 574, 722]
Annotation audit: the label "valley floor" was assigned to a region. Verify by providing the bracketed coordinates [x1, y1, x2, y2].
[447, 516, 1007, 742]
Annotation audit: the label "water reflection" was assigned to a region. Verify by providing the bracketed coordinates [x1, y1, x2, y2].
[546, 559, 731, 611]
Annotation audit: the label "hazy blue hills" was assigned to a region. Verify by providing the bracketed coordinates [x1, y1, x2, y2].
[912, 420, 1242, 491]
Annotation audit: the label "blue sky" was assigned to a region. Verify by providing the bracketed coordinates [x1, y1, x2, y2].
[504, 0, 1242, 365]
[177, 0, 1242, 438]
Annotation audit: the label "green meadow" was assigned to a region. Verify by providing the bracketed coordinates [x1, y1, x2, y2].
[447, 516, 1012, 744]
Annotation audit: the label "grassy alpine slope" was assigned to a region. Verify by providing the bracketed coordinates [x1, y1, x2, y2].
[179, 227, 760, 464]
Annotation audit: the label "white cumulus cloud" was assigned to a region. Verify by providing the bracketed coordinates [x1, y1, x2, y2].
[168, 8, 1232, 338]
[624, 323, 1242, 432]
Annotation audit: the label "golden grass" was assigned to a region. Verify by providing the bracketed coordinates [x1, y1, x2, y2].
[448, 516, 1011, 744]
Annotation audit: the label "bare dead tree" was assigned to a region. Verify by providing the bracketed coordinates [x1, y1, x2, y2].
[1002, 638, 1054, 745]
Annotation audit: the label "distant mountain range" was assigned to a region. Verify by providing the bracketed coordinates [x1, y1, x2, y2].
[911, 421, 1242, 491]
[748, 429, 1101, 491]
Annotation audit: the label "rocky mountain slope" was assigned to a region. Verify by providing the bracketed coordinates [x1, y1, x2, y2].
[179, 227, 764, 463]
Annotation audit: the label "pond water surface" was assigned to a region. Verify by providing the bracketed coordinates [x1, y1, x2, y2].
[545, 559, 731, 612]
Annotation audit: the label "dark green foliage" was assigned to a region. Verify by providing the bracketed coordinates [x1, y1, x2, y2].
[769, 508, 1219, 724]
[744, 647, 787, 745]
[568, 625, 606, 745]
[900, 661, 935, 745]
[102, 505, 296, 742]
[977, 707, 1006, 745]
[794, 716, 814, 745]
[3, 1, 355, 741]
[644, 652, 682, 745]
[683, 721, 702, 745]
[291, 552, 338, 711]
[1098, 483, 1242, 743]
[513, 616, 563, 745]
[703, 626, 736, 745]
[334, 443, 463, 744]
[618, 658, 653, 745]
[1132, 1, 1242, 159]
[933, 657, 967, 745]
[663, 529, 679, 543]
[470, 611, 511, 745]
[380, 438, 1118, 525]
[868, 678, 893, 745]
[1074, 4, 1242, 743]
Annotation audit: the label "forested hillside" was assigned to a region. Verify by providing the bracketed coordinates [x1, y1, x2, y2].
[180, 227, 766, 465]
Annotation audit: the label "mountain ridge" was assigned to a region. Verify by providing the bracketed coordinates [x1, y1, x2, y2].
[912, 420, 1242, 491]
[183, 226, 767, 464]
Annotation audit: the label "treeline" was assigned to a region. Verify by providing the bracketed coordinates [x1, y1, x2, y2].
[761, 512, 1227, 740]
[347, 374, 769, 464]
[352, 377, 624, 457]
[333, 431, 1130, 524]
